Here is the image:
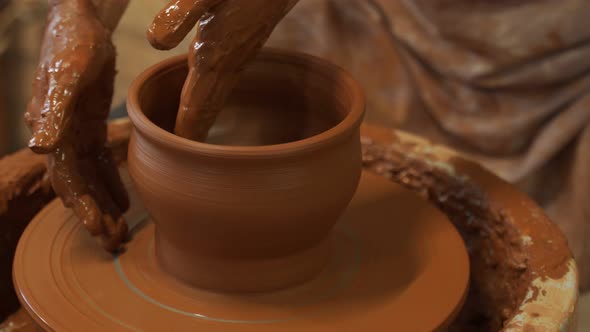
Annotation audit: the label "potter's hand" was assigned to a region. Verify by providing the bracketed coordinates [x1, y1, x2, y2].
[24, 0, 128, 252]
[148, 0, 299, 141]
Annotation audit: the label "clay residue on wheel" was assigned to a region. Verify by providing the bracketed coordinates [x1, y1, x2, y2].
[361, 135, 573, 331]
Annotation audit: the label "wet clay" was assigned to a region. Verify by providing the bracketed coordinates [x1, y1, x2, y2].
[25, 0, 299, 252]
[360, 131, 572, 331]
[13, 169, 469, 332]
[3, 121, 575, 331]
[25, 0, 128, 252]
[147, 0, 299, 141]
[126, 51, 365, 292]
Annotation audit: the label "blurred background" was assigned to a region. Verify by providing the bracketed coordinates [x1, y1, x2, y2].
[0, 0, 589, 328]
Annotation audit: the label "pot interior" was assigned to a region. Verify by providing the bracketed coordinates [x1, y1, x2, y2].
[138, 54, 353, 146]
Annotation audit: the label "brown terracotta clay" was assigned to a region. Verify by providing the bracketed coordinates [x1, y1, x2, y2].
[6, 121, 578, 331]
[13, 168, 469, 331]
[0, 119, 130, 321]
[360, 125, 577, 332]
[25, 0, 130, 253]
[126, 50, 366, 292]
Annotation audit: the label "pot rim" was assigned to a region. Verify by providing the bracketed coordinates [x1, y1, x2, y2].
[127, 48, 366, 159]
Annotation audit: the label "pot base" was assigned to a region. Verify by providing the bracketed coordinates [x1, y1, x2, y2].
[154, 225, 333, 293]
[14, 169, 469, 331]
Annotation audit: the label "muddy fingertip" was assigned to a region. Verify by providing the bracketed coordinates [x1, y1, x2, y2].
[78, 195, 103, 236]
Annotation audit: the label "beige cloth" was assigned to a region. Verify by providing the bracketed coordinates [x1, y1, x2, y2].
[267, 0, 590, 289]
[2, 0, 589, 289]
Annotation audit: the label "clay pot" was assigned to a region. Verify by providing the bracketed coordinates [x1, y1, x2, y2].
[127, 50, 365, 292]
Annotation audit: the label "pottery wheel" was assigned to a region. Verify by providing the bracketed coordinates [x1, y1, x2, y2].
[14, 169, 469, 331]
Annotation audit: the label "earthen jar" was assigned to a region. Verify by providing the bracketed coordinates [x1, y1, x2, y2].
[127, 50, 365, 293]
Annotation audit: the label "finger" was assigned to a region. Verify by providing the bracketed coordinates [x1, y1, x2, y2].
[29, 69, 85, 153]
[173, 0, 250, 140]
[147, 0, 224, 50]
[75, 194, 104, 236]
[174, 66, 229, 141]
[24, 65, 49, 132]
[48, 144, 104, 236]
[100, 215, 128, 253]
[97, 147, 130, 212]
[88, 57, 129, 212]
[87, 173, 128, 253]
[29, 48, 107, 153]
[174, 0, 294, 140]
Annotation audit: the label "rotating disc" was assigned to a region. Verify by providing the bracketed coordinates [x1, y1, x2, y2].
[14, 170, 469, 331]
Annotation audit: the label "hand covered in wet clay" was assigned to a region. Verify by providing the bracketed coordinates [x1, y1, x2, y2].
[25, 0, 129, 252]
[148, 0, 299, 141]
